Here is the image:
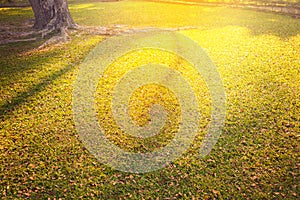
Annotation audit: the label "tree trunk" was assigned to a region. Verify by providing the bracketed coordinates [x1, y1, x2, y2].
[29, 0, 76, 32]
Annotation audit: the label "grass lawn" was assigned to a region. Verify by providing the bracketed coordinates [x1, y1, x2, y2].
[0, 0, 299, 199]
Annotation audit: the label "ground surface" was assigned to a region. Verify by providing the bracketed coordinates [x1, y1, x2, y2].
[0, 0, 299, 199]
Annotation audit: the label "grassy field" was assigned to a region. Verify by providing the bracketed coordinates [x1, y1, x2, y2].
[0, 0, 300, 199]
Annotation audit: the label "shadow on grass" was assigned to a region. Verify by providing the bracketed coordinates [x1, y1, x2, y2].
[0, 43, 57, 79]
[0, 62, 75, 120]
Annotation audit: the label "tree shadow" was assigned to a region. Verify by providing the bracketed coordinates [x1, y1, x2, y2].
[0, 60, 75, 120]
[0, 41, 56, 77]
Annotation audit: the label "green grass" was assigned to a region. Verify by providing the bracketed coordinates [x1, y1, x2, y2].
[0, 0, 299, 199]
[0, 7, 32, 25]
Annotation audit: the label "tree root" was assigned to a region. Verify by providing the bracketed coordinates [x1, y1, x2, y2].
[37, 28, 70, 49]
[0, 37, 38, 45]
[76, 24, 198, 36]
[0, 24, 199, 48]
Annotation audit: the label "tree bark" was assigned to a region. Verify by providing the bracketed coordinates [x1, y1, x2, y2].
[29, 0, 76, 32]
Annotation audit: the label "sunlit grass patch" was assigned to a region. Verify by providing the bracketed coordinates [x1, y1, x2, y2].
[95, 49, 211, 152]
[69, 0, 300, 38]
